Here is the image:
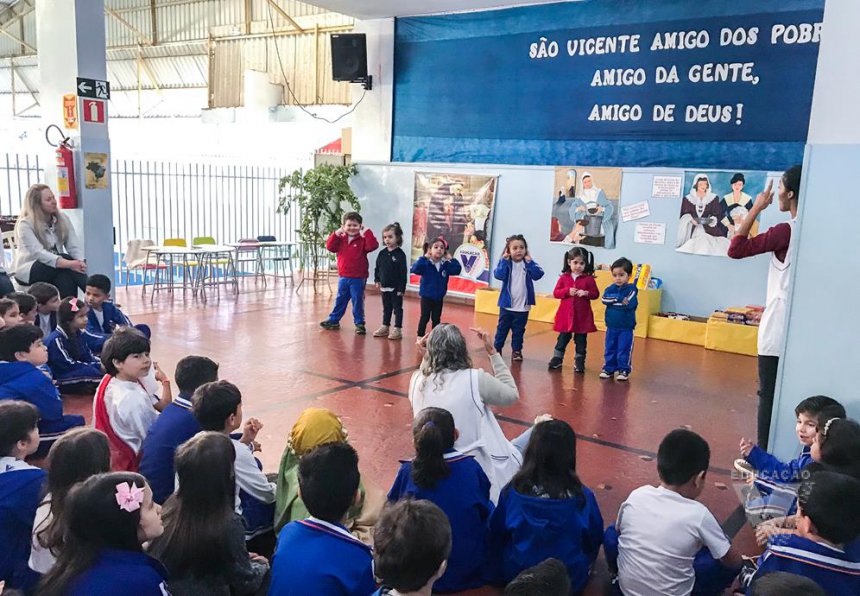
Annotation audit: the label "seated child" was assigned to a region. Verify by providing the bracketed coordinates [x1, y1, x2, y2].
[0, 325, 85, 453]
[504, 558, 571, 596]
[738, 395, 845, 524]
[148, 432, 269, 596]
[84, 274, 151, 354]
[139, 355, 219, 504]
[0, 401, 46, 593]
[812, 417, 860, 478]
[27, 282, 61, 338]
[275, 407, 379, 543]
[30, 428, 111, 577]
[372, 499, 452, 596]
[741, 470, 860, 594]
[192, 380, 276, 539]
[269, 442, 376, 596]
[94, 328, 172, 472]
[388, 407, 492, 592]
[36, 472, 167, 596]
[7, 291, 37, 325]
[605, 429, 743, 596]
[0, 297, 22, 327]
[45, 298, 104, 392]
[748, 571, 825, 596]
[486, 419, 603, 593]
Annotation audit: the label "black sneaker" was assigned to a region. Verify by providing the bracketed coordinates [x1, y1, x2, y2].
[320, 320, 340, 330]
[548, 357, 563, 370]
[574, 355, 585, 374]
[355, 324, 366, 335]
[511, 350, 523, 361]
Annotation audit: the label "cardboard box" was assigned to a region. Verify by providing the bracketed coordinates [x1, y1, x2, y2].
[705, 318, 758, 356]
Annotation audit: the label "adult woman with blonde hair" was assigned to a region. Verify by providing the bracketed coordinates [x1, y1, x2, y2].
[12, 184, 87, 298]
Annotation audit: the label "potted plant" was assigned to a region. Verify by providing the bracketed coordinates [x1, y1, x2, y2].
[278, 163, 360, 289]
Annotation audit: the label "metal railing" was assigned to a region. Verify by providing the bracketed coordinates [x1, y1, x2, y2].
[1, 152, 303, 283]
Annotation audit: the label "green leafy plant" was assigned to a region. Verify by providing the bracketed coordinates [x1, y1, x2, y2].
[278, 163, 360, 277]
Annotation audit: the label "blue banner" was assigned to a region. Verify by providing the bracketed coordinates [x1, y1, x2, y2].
[392, 0, 824, 169]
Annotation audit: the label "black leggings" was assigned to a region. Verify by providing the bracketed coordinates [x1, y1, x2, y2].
[417, 297, 444, 337]
[757, 355, 779, 450]
[26, 258, 87, 299]
[382, 292, 404, 328]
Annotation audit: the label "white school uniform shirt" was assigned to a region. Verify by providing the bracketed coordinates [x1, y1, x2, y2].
[230, 437, 276, 514]
[99, 377, 160, 454]
[757, 218, 794, 357]
[617, 485, 731, 596]
[29, 498, 55, 574]
[93, 308, 105, 328]
[38, 313, 53, 338]
[507, 260, 529, 312]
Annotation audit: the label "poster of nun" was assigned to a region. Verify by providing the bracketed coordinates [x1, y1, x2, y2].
[410, 172, 498, 296]
[549, 167, 622, 249]
[675, 170, 767, 257]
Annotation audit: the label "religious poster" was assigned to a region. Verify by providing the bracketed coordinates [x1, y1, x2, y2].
[549, 166, 622, 249]
[410, 172, 498, 296]
[676, 169, 767, 257]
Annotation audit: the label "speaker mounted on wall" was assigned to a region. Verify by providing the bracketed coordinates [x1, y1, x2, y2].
[331, 33, 372, 90]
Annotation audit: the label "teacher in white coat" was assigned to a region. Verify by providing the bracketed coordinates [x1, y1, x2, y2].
[12, 184, 87, 298]
[409, 323, 548, 502]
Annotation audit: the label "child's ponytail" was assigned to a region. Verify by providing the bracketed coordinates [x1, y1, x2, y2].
[412, 407, 456, 490]
[57, 297, 85, 359]
[562, 247, 595, 276]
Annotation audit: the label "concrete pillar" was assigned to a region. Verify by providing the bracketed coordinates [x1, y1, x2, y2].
[36, 0, 114, 282]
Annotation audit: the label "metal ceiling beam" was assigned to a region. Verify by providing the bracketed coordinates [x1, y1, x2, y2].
[105, 6, 153, 46]
[265, 0, 305, 33]
[0, 0, 34, 53]
[150, 0, 158, 45]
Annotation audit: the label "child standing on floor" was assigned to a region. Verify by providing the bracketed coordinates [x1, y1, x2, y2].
[45, 298, 103, 392]
[373, 222, 408, 340]
[320, 212, 379, 335]
[600, 257, 638, 381]
[548, 247, 599, 373]
[94, 329, 172, 472]
[411, 237, 462, 338]
[493, 235, 544, 361]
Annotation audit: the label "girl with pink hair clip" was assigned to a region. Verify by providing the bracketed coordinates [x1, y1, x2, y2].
[44, 297, 103, 393]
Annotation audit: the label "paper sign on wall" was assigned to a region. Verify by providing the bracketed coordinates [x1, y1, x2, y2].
[62, 94, 78, 130]
[651, 175, 682, 199]
[634, 223, 666, 245]
[621, 201, 650, 222]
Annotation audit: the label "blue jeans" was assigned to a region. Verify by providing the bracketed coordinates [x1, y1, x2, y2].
[328, 277, 366, 324]
[604, 327, 634, 373]
[494, 308, 529, 352]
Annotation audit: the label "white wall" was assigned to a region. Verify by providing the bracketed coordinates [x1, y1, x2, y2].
[350, 19, 394, 162]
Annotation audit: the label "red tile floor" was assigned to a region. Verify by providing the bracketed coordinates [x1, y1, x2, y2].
[63, 282, 762, 595]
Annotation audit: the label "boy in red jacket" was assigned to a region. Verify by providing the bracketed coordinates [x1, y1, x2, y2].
[320, 212, 379, 334]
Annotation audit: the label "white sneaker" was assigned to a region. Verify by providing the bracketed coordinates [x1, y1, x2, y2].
[599, 370, 612, 379]
[616, 371, 629, 381]
[372, 325, 389, 337]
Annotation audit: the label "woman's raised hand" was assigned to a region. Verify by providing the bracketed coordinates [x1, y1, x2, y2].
[752, 179, 774, 213]
[469, 327, 496, 355]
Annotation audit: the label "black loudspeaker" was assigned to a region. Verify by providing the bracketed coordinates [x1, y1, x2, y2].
[331, 34, 368, 82]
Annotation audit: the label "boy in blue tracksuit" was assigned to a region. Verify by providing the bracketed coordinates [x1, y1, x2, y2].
[270, 443, 377, 595]
[492, 234, 544, 360]
[411, 237, 462, 337]
[0, 325, 85, 456]
[0, 401, 46, 593]
[84, 274, 151, 354]
[600, 257, 638, 381]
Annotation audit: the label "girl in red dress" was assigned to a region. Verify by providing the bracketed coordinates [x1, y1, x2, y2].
[548, 247, 599, 373]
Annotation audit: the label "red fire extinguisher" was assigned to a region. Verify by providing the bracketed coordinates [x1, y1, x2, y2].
[46, 124, 78, 209]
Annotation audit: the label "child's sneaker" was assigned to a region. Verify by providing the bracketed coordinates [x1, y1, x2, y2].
[616, 371, 629, 381]
[388, 327, 403, 340]
[372, 325, 389, 337]
[734, 458, 755, 479]
[548, 356, 563, 370]
[599, 370, 612, 379]
[355, 324, 366, 335]
[320, 320, 340, 331]
[574, 355, 585, 374]
[511, 350, 523, 361]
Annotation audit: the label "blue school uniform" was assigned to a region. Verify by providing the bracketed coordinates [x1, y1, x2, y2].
[45, 327, 103, 388]
[410, 256, 462, 300]
[65, 549, 170, 596]
[744, 445, 812, 520]
[485, 484, 604, 592]
[85, 302, 151, 354]
[139, 392, 201, 504]
[269, 517, 376, 596]
[601, 283, 638, 374]
[0, 458, 45, 592]
[747, 534, 860, 594]
[388, 451, 493, 592]
[0, 361, 85, 448]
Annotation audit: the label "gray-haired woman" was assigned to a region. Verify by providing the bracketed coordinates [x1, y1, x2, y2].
[409, 323, 549, 502]
[12, 184, 87, 298]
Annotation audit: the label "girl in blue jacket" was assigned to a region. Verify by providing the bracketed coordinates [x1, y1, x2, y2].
[411, 237, 462, 337]
[45, 298, 103, 393]
[485, 419, 603, 593]
[492, 234, 544, 361]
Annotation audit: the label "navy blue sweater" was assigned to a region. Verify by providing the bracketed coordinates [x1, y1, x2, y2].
[411, 256, 462, 300]
[601, 283, 638, 329]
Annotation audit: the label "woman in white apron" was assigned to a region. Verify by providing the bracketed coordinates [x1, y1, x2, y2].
[727, 165, 802, 450]
[409, 324, 545, 502]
